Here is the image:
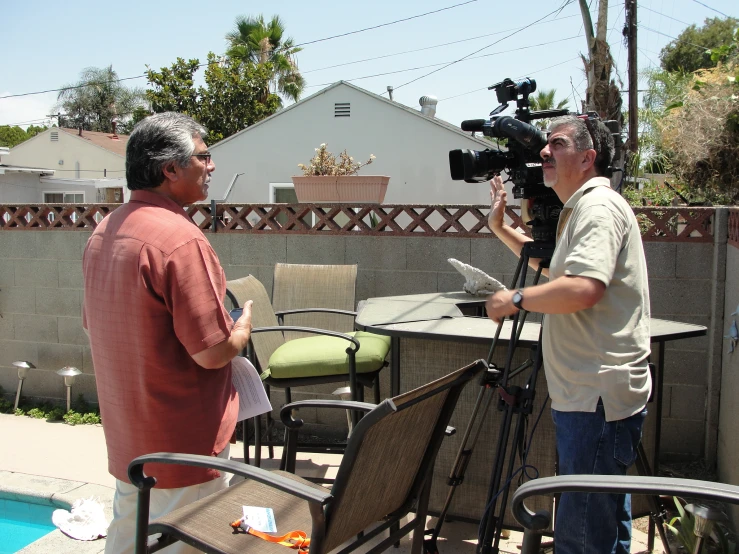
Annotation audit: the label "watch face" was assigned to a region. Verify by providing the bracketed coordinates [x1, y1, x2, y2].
[513, 291, 523, 308]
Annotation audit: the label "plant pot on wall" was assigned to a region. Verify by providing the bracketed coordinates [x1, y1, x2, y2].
[291, 175, 390, 203]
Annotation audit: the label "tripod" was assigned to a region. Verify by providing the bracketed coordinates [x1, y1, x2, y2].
[425, 240, 552, 554]
[425, 241, 674, 554]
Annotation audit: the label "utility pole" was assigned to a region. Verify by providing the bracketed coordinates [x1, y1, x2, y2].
[626, 0, 638, 153]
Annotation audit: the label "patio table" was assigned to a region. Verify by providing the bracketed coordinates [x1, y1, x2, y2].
[355, 291, 707, 535]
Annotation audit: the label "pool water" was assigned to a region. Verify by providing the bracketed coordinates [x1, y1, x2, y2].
[0, 497, 57, 553]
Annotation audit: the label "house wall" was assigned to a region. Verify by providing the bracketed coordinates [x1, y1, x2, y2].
[208, 84, 495, 205]
[5, 129, 124, 180]
[0, 172, 99, 204]
[0, 224, 724, 463]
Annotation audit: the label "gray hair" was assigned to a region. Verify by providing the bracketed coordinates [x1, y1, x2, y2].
[548, 115, 615, 176]
[125, 112, 208, 190]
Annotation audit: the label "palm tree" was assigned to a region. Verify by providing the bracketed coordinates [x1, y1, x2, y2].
[55, 66, 147, 133]
[529, 89, 570, 112]
[225, 14, 305, 104]
[528, 89, 570, 129]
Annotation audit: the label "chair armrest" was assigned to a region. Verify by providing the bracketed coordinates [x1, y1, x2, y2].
[251, 326, 360, 352]
[128, 453, 333, 505]
[511, 474, 739, 532]
[275, 308, 357, 317]
[280, 399, 377, 427]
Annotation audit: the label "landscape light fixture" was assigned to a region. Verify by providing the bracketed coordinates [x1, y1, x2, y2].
[685, 503, 726, 554]
[12, 361, 35, 411]
[56, 366, 82, 412]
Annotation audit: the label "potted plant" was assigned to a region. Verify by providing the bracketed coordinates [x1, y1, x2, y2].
[292, 143, 389, 203]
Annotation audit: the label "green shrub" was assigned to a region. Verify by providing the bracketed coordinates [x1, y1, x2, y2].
[0, 386, 101, 426]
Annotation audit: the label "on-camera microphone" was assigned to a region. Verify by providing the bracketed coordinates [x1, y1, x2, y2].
[461, 119, 488, 133]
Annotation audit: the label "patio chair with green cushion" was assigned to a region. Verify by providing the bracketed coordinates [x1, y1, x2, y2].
[225, 273, 391, 467]
[129, 359, 487, 554]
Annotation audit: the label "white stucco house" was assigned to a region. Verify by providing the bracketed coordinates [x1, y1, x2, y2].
[208, 81, 498, 205]
[1, 128, 129, 204]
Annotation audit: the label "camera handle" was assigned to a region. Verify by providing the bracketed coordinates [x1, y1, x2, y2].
[424, 240, 551, 554]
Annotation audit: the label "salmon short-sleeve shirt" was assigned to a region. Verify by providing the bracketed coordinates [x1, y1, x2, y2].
[82, 190, 237, 488]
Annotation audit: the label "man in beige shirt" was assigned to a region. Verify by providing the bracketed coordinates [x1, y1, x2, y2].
[486, 115, 650, 554]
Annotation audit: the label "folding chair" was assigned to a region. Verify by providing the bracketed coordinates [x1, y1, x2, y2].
[129, 359, 487, 554]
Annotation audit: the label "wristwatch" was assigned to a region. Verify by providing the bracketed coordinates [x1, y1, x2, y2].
[512, 289, 524, 310]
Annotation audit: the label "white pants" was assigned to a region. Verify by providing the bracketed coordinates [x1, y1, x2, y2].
[104, 445, 231, 554]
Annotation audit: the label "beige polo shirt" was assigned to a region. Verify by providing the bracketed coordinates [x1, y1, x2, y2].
[542, 176, 652, 421]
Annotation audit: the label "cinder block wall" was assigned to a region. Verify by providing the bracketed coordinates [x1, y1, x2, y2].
[718, 240, 739, 527]
[0, 228, 724, 461]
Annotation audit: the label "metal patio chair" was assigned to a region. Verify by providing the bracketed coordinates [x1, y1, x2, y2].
[129, 359, 487, 554]
[512, 474, 739, 554]
[226, 271, 390, 467]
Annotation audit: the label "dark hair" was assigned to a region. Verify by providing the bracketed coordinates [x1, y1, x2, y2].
[125, 112, 207, 190]
[549, 115, 615, 176]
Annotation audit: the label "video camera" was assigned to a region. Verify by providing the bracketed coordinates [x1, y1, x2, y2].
[449, 77, 621, 244]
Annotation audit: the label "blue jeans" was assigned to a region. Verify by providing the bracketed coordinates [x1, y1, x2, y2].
[551, 402, 646, 554]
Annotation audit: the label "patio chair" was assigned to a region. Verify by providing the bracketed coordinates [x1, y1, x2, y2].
[511, 474, 739, 554]
[128, 359, 487, 554]
[225, 273, 391, 466]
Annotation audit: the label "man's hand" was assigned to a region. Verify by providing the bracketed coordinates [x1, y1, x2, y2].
[191, 300, 254, 369]
[488, 175, 507, 232]
[485, 289, 518, 324]
[232, 300, 253, 336]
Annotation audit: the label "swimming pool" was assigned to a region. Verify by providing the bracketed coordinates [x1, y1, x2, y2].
[0, 497, 56, 553]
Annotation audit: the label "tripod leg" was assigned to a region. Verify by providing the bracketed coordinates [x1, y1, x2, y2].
[634, 443, 673, 554]
[426, 377, 498, 552]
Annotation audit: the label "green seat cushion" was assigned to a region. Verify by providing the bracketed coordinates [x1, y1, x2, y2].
[265, 331, 391, 380]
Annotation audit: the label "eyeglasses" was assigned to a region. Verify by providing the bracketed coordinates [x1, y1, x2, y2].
[192, 153, 212, 164]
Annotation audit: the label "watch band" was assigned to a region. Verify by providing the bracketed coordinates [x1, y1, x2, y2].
[512, 289, 524, 310]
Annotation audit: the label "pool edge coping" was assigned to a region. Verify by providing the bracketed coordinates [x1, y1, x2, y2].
[0, 470, 113, 554]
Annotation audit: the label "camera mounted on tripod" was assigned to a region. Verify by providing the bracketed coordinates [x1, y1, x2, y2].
[448, 76, 622, 245]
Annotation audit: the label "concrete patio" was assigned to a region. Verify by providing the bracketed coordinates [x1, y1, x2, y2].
[1, 412, 665, 553]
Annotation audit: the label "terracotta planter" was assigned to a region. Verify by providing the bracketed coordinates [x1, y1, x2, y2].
[291, 175, 390, 203]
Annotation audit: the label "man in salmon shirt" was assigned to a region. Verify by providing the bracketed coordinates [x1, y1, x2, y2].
[82, 112, 253, 554]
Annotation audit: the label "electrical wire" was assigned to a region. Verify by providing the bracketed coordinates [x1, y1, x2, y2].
[640, 5, 691, 27]
[690, 0, 731, 18]
[381, 0, 577, 94]
[289, 0, 480, 49]
[0, 0, 480, 101]
[303, 35, 582, 90]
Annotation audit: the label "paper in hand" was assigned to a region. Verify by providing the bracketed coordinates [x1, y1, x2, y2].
[448, 258, 507, 296]
[231, 356, 272, 421]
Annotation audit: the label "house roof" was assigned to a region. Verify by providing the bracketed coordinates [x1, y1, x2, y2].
[59, 128, 129, 156]
[0, 164, 55, 176]
[211, 81, 492, 149]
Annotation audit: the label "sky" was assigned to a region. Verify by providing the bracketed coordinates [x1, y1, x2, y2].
[2, 0, 737, 132]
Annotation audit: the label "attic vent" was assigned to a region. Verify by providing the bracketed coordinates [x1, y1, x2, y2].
[50, 131, 59, 142]
[334, 103, 350, 117]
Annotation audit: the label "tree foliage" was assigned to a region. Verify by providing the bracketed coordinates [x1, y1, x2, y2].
[55, 66, 147, 133]
[145, 53, 281, 144]
[0, 126, 31, 148]
[25, 125, 48, 139]
[225, 14, 305, 104]
[528, 89, 570, 129]
[660, 17, 739, 74]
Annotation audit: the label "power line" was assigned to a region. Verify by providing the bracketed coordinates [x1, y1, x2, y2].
[437, 57, 582, 102]
[691, 0, 731, 18]
[0, 0, 479, 102]
[382, 0, 577, 94]
[303, 35, 582, 90]
[302, 14, 584, 75]
[291, 0, 480, 49]
[640, 5, 691, 27]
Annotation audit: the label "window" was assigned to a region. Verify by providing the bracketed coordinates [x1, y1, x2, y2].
[44, 192, 84, 204]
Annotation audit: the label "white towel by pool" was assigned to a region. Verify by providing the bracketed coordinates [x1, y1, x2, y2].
[52, 497, 109, 540]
